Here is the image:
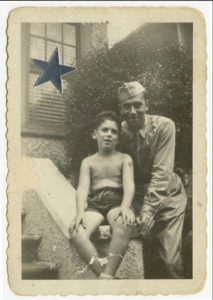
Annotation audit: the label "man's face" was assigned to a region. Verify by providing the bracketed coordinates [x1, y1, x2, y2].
[120, 93, 148, 130]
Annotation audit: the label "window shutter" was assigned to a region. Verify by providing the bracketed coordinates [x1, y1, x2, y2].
[22, 23, 77, 136]
[28, 74, 67, 130]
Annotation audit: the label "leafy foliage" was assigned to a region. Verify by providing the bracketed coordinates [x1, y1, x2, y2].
[65, 26, 192, 175]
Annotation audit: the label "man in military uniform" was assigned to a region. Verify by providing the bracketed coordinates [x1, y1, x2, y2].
[118, 81, 187, 279]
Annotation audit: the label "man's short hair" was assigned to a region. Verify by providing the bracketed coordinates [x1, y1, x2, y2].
[94, 111, 120, 131]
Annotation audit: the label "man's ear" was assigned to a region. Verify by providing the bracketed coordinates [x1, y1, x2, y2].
[92, 130, 97, 140]
[145, 100, 149, 112]
[119, 103, 125, 116]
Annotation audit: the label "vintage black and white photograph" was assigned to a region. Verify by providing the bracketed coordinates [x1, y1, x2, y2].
[7, 7, 206, 295]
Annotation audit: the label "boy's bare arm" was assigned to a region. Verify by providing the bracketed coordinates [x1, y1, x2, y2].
[76, 158, 91, 214]
[69, 158, 91, 233]
[114, 155, 135, 225]
[121, 155, 135, 208]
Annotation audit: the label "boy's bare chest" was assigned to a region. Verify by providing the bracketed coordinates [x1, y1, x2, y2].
[91, 158, 122, 179]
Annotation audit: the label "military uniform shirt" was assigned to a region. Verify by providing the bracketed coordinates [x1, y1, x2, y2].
[119, 114, 184, 217]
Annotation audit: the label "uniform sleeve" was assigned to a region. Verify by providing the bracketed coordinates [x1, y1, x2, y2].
[140, 119, 176, 217]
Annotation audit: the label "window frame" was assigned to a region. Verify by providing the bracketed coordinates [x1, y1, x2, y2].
[21, 23, 79, 138]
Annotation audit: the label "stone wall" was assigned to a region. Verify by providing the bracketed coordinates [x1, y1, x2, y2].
[21, 136, 70, 176]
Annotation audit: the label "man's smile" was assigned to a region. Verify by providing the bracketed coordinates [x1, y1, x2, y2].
[103, 139, 112, 143]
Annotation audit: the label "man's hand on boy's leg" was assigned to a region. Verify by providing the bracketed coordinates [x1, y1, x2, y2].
[69, 212, 87, 233]
[113, 207, 135, 226]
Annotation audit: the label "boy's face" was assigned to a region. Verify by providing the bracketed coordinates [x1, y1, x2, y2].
[93, 119, 119, 153]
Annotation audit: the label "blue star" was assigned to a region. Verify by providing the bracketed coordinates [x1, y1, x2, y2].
[32, 47, 76, 93]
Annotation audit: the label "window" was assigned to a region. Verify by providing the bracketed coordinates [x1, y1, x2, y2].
[22, 23, 77, 137]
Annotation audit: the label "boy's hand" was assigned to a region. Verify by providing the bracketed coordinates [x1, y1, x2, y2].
[136, 212, 154, 236]
[69, 213, 87, 234]
[114, 207, 135, 226]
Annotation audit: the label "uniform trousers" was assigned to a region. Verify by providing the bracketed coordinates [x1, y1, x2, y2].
[134, 184, 187, 279]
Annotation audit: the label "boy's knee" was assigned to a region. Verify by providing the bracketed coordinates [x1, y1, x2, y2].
[69, 230, 78, 241]
[69, 229, 86, 242]
[113, 224, 130, 238]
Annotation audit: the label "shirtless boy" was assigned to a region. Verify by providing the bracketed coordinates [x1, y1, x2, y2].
[69, 111, 135, 279]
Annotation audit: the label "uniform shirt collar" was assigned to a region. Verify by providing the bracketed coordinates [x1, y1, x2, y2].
[138, 114, 148, 138]
[122, 114, 148, 139]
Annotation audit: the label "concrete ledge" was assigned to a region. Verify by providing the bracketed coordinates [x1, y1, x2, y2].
[28, 158, 76, 239]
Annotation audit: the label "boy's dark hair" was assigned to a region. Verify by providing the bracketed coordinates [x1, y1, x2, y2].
[94, 111, 121, 131]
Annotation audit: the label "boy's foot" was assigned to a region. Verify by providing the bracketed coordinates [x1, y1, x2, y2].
[98, 273, 114, 280]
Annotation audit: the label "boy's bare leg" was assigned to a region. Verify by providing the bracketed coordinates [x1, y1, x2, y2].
[103, 207, 132, 277]
[70, 211, 104, 276]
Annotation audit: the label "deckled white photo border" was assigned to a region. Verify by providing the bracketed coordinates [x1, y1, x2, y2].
[1, 2, 211, 298]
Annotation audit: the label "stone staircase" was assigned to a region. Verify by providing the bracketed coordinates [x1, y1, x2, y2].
[21, 208, 59, 279]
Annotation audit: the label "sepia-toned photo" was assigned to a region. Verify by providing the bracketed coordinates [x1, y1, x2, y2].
[7, 7, 206, 295]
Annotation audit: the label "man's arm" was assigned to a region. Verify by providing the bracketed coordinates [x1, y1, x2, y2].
[138, 119, 176, 234]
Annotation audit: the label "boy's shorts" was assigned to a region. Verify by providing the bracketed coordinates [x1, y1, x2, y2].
[86, 187, 124, 217]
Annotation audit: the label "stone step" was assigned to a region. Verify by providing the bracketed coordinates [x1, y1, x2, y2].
[22, 234, 42, 262]
[22, 260, 59, 279]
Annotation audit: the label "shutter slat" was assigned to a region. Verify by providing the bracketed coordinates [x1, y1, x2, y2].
[29, 98, 66, 108]
[33, 102, 67, 110]
[30, 110, 65, 120]
[35, 110, 64, 120]
[34, 109, 65, 118]
[29, 113, 65, 123]
[29, 104, 66, 114]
